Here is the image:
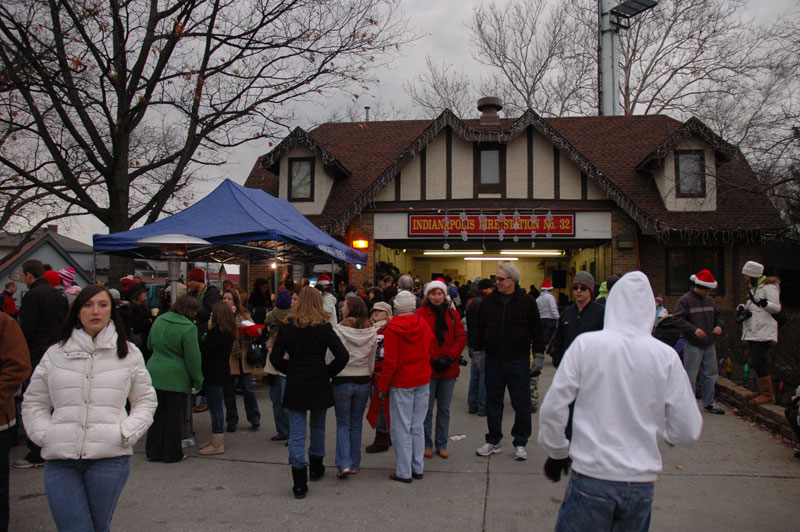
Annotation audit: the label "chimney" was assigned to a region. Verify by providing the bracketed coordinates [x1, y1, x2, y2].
[364, 106, 371, 122]
[477, 97, 502, 126]
[47, 224, 58, 233]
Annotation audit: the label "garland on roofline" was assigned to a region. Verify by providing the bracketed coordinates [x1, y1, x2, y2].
[646, 117, 737, 165]
[260, 127, 345, 173]
[326, 109, 656, 236]
[653, 226, 787, 245]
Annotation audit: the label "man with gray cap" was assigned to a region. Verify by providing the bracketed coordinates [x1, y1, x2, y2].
[550, 270, 605, 369]
[474, 263, 545, 461]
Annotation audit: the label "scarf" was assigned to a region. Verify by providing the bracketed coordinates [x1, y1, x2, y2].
[428, 301, 449, 346]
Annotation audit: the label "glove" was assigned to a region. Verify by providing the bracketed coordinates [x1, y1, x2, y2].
[530, 353, 544, 377]
[757, 298, 769, 308]
[432, 356, 453, 373]
[472, 351, 485, 372]
[543, 457, 572, 482]
[377, 390, 388, 401]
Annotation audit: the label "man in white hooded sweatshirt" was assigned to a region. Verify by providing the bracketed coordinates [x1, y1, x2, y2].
[538, 271, 702, 531]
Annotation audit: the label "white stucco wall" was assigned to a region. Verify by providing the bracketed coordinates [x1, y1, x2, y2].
[425, 134, 447, 200]
[280, 147, 335, 216]
[451, 137, 473, 199]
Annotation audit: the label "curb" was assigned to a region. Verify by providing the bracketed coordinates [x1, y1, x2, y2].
[715, 377, 797, 443]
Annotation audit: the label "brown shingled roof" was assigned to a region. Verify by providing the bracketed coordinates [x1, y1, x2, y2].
[244, 113, 786, 238]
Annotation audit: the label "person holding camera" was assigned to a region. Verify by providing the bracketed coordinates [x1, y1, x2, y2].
[739, 261, 782, 405]
[417, 279, 466, 460]
[673, 269, 725, 415]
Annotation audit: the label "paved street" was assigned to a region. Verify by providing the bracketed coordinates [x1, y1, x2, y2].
[10, 361, 800, 531]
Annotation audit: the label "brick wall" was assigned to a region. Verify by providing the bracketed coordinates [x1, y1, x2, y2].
[610, 208, 640, 274]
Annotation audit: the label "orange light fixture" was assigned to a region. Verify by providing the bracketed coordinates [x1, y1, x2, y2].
[352, 239, 369, 249]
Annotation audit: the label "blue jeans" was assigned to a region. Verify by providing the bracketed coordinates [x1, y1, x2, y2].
[332, 382, 371, 471]
[485, 357, 531, 447]
[287, 408, 327, 468]
[467, 348, 486, 414]
[269, 376, 289, 437]
[205, 384, 225, 434]
[541, 318, 558, 346]
[682, 343, 718, 407]
[424, 378, 456, 451]
[556, 472, 654, 532]
[389, 385, 429, 479]
[44, 455, 131, 532]
[224, 373, 261, 425]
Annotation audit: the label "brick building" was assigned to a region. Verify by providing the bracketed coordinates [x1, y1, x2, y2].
[244, 100, 790, 312]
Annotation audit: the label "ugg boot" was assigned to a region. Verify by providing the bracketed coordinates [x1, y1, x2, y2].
[750, 377, 775, 405]
[198, 433, 225, 455]
[292, 467, 308, 499]
[308, 455, 325, 481]
[365, 431, 391, 453]
[743, 378, 763, 401]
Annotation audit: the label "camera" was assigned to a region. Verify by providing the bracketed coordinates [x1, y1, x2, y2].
[458, 355, 469, 367]
[735, 307, 752, 324]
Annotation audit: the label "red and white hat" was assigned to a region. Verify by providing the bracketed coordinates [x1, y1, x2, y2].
[424, 278, 449, 299]
[317, 274, 332, 286]
[541, 280, 553, 291]
[690, 269, 717, 289]
[58, 267, 75, 287]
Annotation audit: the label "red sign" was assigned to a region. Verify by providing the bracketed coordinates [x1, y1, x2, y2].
[408, 214, 574, 236]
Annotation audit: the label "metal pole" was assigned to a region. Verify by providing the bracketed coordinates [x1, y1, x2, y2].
[598, 0, 620, 116]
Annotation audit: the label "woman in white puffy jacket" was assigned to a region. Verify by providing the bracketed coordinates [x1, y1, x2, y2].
[738, 260, 782, 405]
[22, 285, 157, 532]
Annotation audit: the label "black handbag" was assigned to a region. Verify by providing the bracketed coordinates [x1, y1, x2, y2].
[246, 340, 267, 366]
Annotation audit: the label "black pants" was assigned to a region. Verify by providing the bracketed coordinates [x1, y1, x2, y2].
[0, 428, 9, 532]
[748, 341, 770, 378]
[786, 404, 800, 443]
[146, 390, 186, 463]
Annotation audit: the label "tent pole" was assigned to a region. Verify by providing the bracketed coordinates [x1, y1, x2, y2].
[274, 241, 279, 296]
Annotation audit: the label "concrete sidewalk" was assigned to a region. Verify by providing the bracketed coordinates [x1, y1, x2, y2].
[10, 362, 800, 531]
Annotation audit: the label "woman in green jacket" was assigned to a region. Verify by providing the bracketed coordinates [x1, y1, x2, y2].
[145, 295, 204, 462]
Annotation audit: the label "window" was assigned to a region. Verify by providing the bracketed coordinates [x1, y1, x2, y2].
[288, 157, 314, 201]
[474, 143, 505, 194]
[665, 247, 724, 295]
[675, 150, 705, 197]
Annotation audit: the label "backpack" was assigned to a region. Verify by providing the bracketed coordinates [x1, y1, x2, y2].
[653, 316, 683, 348]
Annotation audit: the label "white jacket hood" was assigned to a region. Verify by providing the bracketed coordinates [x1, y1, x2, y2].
[604, 271, 656, 335]
[334, 324, 378, 377]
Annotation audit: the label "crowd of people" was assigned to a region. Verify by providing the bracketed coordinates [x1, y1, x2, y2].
[0, 256, 794, 531]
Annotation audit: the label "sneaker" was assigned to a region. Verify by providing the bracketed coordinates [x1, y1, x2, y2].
[514, 446, 528, 461]
[704, 405, 725, 415]
[250, 421, 260, 431]
[13, 458, 43, 469]
[193, 404, 208, 413]
[476, 443, 502, 456]
[336, 469, 351, 479]
[389, 472, 412, 484]
[411, 472, 424, 480]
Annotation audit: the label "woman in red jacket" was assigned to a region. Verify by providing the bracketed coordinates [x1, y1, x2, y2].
[376, 291, 435, 483]
[417, 279, 466, 459]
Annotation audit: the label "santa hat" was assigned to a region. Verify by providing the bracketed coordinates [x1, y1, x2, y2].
[424, 278, 449, 300]
[541, 280, 553, 291]
[58, 267, 75, 287]
[690, 269, 717, 289]
[238, 320, 265, 339]
[44, 270, 61, 287]
[317, 274, 332, 286]
[120, 275, 136, 292]
[187, 268, 205, 283]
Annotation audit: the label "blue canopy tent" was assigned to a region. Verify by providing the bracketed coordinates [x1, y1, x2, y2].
[93, 179, 366, 265]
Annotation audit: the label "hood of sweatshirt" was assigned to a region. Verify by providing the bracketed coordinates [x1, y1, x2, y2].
[335, 324, 379, 348]
[384, 313, 431, 343]
[604, 271, 656, 335]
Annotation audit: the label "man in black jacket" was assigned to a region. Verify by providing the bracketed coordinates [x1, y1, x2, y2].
[474, 263, 545, 461]
[550, 271, 605, 368]
[15, 259, 69, 468]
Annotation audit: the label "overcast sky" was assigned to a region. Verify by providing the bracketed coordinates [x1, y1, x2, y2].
[64, 0, 796, 244]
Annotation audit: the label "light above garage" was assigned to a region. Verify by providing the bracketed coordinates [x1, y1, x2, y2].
[500, 250, 564, 257]
[464, 256, 518, 261]
[422, 251, 484, 256]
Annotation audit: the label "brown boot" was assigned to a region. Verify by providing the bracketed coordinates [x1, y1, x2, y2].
[198, 433, 225, 455]
[750, 377, 774, 405]
[365, 431, 391, 453]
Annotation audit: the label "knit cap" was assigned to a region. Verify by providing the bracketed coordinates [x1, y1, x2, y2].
[187, 268, 205, 283]
[690, 269, 717, 289]
[741, 261, 764, 278]
[275, 289, 292, 310]
[424, 278, 448, 299]
[58, 267, 75, 287]
[44, 270, 61, 287]
[573, 271, 595, 292]
[393, 290, 417, 314]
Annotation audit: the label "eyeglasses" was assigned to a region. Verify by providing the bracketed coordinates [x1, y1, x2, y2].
[572, 284, 589, 292]
[495, 276, 510, 283]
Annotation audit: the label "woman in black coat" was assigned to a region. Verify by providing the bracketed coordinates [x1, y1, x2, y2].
[198, 302, 236, 455]
[270, 287, 348, 499]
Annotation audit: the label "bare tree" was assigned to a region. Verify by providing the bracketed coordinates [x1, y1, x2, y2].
[404, 56, 478, 118]
[0, 0, 415, 271]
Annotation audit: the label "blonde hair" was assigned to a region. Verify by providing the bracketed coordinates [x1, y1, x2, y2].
[287, 286, 328, 328]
